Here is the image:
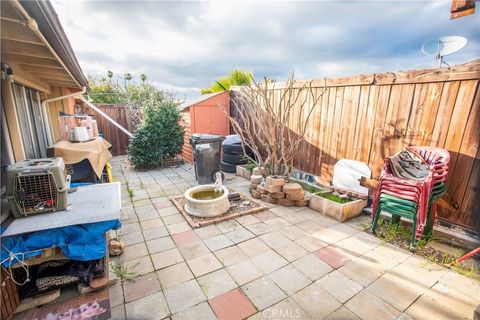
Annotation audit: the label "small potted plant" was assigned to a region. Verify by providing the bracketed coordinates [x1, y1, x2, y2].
[309, 188, 367, 222]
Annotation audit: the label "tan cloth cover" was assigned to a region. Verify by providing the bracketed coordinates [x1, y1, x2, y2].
[49, 138, 112, 178]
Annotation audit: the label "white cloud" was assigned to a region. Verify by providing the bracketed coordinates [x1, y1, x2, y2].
[52, 0, 479, 100]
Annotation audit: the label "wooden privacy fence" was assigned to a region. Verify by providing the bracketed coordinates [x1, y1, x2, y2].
[92, 104, 132, 156]
[231, 60, 480, 231]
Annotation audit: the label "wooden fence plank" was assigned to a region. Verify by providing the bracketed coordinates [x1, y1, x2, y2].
[336, 86, 354, 160]
[345, 86, 362, 160]
[393, 84, 415, 152]
[368, 85, 392, 178]
[319, 88, 337, 183]
[418, 82, 444, 146]
[430, 81, 460, 147]
[382, 85, 408, 158]
[405, 83, 427, 146]
[443, 80, 479, 187]
[314, 87, 330, 176]
[359, 85, 379, 163]
[328, 86, 345, 181]
[352, 85, 371, 161]
[303, 88, 319, 173]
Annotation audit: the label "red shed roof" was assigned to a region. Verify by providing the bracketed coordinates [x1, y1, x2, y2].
[181, 91, 226, 111]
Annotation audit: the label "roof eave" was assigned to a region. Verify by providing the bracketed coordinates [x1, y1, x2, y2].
[19, 0, 88, 89]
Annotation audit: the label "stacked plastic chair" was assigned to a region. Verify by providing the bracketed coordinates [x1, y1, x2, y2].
[408, 146, 450, 235]
[371, 146, 450, 248]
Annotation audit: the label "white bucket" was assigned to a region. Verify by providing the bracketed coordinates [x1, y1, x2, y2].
[73, 126, 89, 142]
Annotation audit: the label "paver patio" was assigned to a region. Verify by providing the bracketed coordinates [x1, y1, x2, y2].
[109, 156, 480, 320]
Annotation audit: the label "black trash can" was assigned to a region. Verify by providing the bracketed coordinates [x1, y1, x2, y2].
[190, 134, 225, 184]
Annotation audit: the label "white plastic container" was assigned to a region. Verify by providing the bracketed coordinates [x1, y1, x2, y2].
[73, 126, 89, 142]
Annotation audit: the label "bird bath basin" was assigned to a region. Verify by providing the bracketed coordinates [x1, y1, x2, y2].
[184, 185, 230, 217]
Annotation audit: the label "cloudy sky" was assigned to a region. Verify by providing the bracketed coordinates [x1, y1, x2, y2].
[52, 1, 479, 100]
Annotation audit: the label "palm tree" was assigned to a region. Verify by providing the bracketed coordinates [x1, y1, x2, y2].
[201, 69, 252, 94]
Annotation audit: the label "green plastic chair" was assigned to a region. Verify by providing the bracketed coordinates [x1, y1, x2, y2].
[423, 182, 447, 235]
[372, 182, 447, 247]
[372, 200, 419, 247]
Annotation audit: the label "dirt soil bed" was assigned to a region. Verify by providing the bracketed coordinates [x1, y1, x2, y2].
[369, 217, 480, 281]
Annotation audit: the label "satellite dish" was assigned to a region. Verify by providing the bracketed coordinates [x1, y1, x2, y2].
[422, 36, 467, 67]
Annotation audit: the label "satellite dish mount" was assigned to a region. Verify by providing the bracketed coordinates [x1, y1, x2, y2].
[422, 36, 467, 68]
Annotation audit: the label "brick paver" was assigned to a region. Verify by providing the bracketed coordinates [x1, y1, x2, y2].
[197, 269, 238, 298]
[226, 259, 263, 286]
[214, 245, 248, 266]
[125, 292, 169, 320]
[208, 289, 256, 320]
[172, 302, 216, 320]
[172, 230, 200, 247]
[269, 264, 312, 295]
[164, 279, 206, 313]
[241, 276, 287, 310]
[314, 245, 352, 269]
[151, 248, 184, 270]
[123, 273, 161, 302]
[186, 253, 223, 277]
[317, 270, 362, 303]
[292, 253, 332, 281]
[291, 282, 341, 319]
[204, 234, 235, 251]
[156, 262, 194, 289]
[108, 157, 479, 320]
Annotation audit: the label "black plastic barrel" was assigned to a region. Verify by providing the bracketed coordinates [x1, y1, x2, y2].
[190, 134, 225, 184]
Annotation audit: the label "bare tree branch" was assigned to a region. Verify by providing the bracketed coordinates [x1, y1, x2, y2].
[225, 74, 326, 176]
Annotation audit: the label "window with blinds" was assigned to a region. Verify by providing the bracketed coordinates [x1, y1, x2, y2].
[11, 83, 49, 159]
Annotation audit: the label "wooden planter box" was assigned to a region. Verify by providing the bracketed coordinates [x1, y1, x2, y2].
[236, 165, 251, 180]
[309, 191, 367, 222]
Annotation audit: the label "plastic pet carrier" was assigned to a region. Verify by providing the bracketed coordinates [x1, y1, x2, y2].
[5, 158, 68, 218]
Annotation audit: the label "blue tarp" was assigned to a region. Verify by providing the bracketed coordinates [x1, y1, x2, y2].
[1, 220, 121, 267]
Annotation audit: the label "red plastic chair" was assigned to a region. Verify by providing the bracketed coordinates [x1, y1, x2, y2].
[409, 146, 450, 166]
[407, 146, 450, 227]
[372, 156, 434, 240]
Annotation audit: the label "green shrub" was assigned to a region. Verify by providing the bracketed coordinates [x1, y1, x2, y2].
[128, 99, 184, 168]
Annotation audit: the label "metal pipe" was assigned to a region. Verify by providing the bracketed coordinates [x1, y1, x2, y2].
[41, 86, 87, 145]
[447, 247, 480, 267]
[77, 96, 133, 138]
